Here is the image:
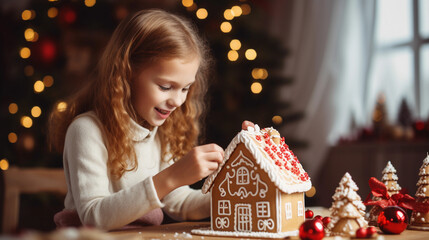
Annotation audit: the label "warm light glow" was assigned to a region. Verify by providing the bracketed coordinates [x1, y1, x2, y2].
[260, 68, 268, 79]
[251, 82, 262, 94]
[48, 0, 58, 2]
[0, 159, 9, 171]
[57, 102, 67, 112]
[230, 39, 241, 50]
[306, 186, 316, 198]
[240, 4, 251, 15]
[24, 28, 35, 41]
[252, 68, 268, 79]
[24, 65, 34, 76]
[34, 80, 45, 93]
[272, 115, 283, 125]
[224, 9, 234, 20]
[20, 47, 31, 59]
[22, 10, 35, 20]
[85, 0, 96, 7]
[196, 8, 208, 19]
[8, 133, 18, 143]
[227, 50, 239, 61]
[182, 0, 193, 7]
[22, 135, 35, 151]
[47, 7, 58, 18]
[231, 6, 242, 17]
[31, 106, 42, 118]
[245, 49, 257, 60]
[9, 103, 18, 114]
[21, 116, 33, 128]
[220, 22, 232, 33]
[43, 75, 54, 87]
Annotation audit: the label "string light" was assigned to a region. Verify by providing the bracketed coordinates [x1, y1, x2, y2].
[0, 159, 9, 171]
[9, 103, 18, 114]
[251, 82, 262, 94]
[47, 7, 58, 18]
[240, 4, 251, 15]
[20, 47, 31, 59]
[196, 8, 208, 19]
[224, 9, 234, 20]
[8, 133, 18, 143]
[272, 115, 283, 125]
[85, 0, 96, 7]
[24, 28, 35, 41]
[31, 106, 42, 118]
[21, 116, 33, 128]
[43, 75, 54, 87]
[231, 6, 243, 17]
[252, 68, 268, 79]
[227, 50, 239, 61]
[57, 101, 68, 112]
[306, 186, 316, 198]
[182, 0, 193, 7]
[21, 10, 35, 21]
[34, 80, 45, 93]
[220, 22, 232, 33]
[230, 39, 241, 50]
[245, 49, 257, 60]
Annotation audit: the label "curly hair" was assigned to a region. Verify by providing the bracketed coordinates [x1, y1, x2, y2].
[48, 9, 212, 180]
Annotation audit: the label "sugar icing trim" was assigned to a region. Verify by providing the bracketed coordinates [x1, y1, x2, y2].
[191, 228, 299, 238]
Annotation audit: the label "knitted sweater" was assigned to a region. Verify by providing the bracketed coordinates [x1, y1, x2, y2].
[63, 111, 210, 230]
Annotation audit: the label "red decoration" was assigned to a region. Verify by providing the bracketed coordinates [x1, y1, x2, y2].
[299, 219, 324, 240]
[366, 226, 377, 237]
[305, 209, 314, 219]
[314, 215, 323, 221]
[377, 206, 408, 234]
[322, 216, 331, 227]
[364, 177, 429, 213]
[59, 6, 77, 24]
[355, 227, 367, 238]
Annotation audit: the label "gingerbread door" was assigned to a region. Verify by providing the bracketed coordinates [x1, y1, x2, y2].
[235, 204, 252, 232]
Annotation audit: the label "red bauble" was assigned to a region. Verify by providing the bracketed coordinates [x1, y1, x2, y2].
[314, 215, 323, 221]
[322, 216, 331, 226]
[299, 219, 324, 240]
[305, 209, 314, 219]
[355, 227, 367, 238]
[366, 226, 377, 237]
[377, 206, 408, 234]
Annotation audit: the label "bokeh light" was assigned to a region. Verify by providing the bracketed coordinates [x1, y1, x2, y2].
[31, 106, 42, 118]
[20, 47, 31, 59]
[182, 0, 193, 7]
[8, 133, 18, 143]
[9, 103, 18, 114]
[228, 50, 239, 61]
[306, 186, 317, 197]
[47, 7, 58, 18]
[251, 82, 262, 94]
[84, 0, 96, 7]
[196, 8, 208, 19]
[21, 116, 33, 128]
[230, 39, 241, 50]
[231, 6, 242, 17]
[220, 22, 232, 33]
[34, 80, 45, 93]
[22, 10, 35, 20]
[245, 49, 257, 60]
[240, 4, 251, 15]
[0, 159, 9, 171]
[57, 102, 68, 112]
[272, 115, 283, 125]
[43, 75, 54, 87]
[224, 9, 234, 20]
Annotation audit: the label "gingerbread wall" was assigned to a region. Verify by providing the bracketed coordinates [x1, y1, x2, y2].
[210, 143, 279, 233]
[280, 192, 305, 232]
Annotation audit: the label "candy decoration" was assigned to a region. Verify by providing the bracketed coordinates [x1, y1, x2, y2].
[305, 209, 314, 219]
[377, 206, 408, 234]
[299, 219, 324, 240]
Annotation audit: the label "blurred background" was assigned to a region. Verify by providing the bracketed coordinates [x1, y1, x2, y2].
[1, 0, 428, 232]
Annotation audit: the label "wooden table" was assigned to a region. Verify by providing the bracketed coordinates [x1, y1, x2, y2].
[110, 221, 429, 240]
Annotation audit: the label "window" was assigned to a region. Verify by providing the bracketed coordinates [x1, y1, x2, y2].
[256, 202, 270, 218]
[218, 200, 231, 215]
[297, 201, 303, 216]
[285, 202, 292, 219]
[236, 167, 249, 185]
[368, 0, 429, 120]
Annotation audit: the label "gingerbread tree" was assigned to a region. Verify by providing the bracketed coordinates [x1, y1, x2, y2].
[327, 172, 367, 237]
[409, 154, 429, 230]
[367, 161, 402, 225]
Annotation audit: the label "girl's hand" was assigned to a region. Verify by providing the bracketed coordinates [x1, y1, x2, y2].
[153, 143, 224, 199]
[242, 120, 255, 130]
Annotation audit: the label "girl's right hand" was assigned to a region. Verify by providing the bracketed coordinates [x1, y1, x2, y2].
[153, 143, 224, 199]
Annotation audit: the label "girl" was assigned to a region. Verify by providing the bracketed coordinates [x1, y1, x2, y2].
[49, 9, 252, 231]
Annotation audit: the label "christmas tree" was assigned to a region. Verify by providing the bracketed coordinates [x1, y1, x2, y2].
[327, 172, 367, 237]
[409, 154, 429, 230]
[367, 161, 402, 226]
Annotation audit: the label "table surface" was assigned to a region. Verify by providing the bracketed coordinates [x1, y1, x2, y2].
[110, 221, 429, 240]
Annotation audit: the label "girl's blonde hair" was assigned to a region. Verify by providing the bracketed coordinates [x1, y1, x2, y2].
[49, 9, 212, 179]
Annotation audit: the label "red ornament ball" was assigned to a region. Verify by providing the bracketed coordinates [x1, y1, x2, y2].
[299, 219, 324, 240]
[314, 215, 323, 221]
[355, 227, 367, 238]
[305, 209, 314, 219]
[366, 226, 377, 237]
[322, 216, 331, 226]
[377, 206, 408, 234]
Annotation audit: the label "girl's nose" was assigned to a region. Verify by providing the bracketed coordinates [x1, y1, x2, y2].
[167, 91, 186, 108]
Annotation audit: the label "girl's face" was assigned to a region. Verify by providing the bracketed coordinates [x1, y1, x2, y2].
[132, 57, 200, 127]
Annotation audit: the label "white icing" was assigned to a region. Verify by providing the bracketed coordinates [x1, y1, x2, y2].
[382, 161, 397, 174]
[191, 228, 299, 238]
[257, 219, 274, 231]
[202, 128, 311, 194]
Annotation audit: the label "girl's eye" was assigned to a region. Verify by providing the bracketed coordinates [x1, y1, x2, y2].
[159, 85, 171, 91]
[182, 87, 190, 92]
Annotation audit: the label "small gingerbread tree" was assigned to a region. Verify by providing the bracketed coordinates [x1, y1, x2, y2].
[409, 154, 429, 230]
[328, 172, 367, 237]
[367, 161, 402, 225]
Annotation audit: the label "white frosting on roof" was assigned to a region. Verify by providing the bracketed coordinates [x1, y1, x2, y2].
[382, 161, 397, 174]
[202, 125, 312, 194]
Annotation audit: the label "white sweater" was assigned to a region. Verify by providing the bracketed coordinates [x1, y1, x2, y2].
[63, 111, 210, 230]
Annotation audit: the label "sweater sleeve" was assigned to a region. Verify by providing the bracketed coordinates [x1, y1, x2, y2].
[159, 160, 211, 221]
[63, 116, 164, 230]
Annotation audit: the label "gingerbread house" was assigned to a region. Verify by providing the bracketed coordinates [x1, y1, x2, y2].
[192, 125, 312, 238]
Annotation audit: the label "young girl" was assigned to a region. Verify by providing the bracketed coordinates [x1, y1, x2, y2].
[49, 9, 252, 231]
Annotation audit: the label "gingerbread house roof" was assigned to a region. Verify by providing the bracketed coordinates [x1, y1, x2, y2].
[202, 125, 312, 194]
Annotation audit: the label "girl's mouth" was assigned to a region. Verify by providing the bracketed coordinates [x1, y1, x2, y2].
[155, 107, 171, 119]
